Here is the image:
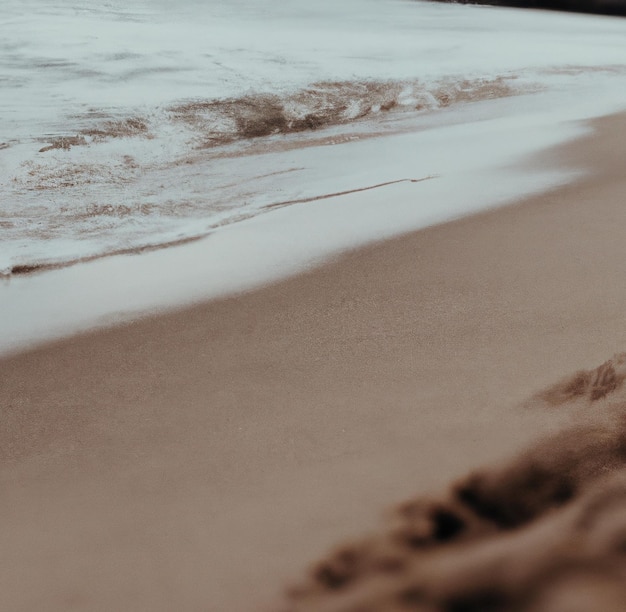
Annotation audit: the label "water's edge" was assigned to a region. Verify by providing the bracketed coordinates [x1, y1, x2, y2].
[0, 96, 610, 358]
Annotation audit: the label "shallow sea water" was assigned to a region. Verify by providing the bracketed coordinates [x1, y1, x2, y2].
[2, 0, 626, 274]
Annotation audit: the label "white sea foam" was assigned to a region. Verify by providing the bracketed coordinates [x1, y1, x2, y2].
[1, 1, 626, 353]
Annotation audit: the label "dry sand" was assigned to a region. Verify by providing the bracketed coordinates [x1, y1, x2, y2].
[285, 358, 626, 611]
[2, 112, 626, 611]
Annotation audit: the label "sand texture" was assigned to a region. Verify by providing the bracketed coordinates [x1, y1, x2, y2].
[2, 113, 626, 611]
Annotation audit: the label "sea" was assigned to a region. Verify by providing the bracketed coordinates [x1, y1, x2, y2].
[1, 0, 626, 352]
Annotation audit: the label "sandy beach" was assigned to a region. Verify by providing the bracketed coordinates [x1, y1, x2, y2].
[2, 111, 626, 611]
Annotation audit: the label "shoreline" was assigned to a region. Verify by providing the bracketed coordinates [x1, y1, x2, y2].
[2, 111, 626, 610]
[0, 92, 603, 358]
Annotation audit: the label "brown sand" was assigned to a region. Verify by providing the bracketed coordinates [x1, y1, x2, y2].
[285, 360, 626, 611]
[2, 113, 626, 611]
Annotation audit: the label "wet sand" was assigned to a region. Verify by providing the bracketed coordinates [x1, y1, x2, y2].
[2, 113, 626, 611]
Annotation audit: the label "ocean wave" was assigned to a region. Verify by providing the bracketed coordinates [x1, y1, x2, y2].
[168, 76, 521, 146]
[36, 76, 523, 154]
